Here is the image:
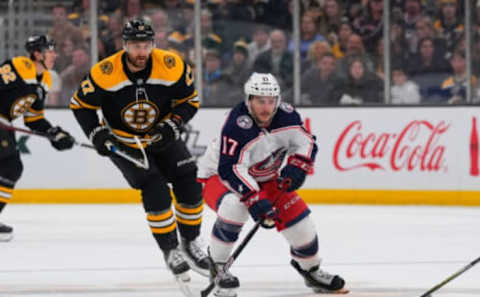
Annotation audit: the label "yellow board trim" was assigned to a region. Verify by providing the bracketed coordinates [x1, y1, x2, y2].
[7, 189, 480, 206]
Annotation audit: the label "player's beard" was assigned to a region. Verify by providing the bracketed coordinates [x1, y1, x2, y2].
[127, 54, 148, 69]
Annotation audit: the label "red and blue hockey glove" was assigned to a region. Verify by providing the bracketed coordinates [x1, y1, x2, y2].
[241, 191, 277, 228]
[279, 155, 312, 192]
[46, 126, 74, 151]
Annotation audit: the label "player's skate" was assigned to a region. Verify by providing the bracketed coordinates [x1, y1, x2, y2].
[164, 247, 191, 281]
[0, 222, 13, 242]
[181, 238, 210, 277]
[291, 259, 348, 294]
[210, 260, 240, 297]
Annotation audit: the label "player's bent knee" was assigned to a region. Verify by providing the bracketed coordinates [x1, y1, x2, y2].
[0, 157, 23, 185]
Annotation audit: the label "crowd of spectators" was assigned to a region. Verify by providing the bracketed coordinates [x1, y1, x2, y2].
[40, 0, 480, 107]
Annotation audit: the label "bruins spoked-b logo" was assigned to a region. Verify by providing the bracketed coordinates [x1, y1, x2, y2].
[121, 100, 159, 132]
[100, 61, 113, 75]
[10, 95, 37, 119]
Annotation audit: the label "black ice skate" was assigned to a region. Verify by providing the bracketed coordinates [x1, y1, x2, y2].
[181, 238, 210, 277]
[0, 222, 13, 242]
[164, 247, 191, 282]
[291, 259, 348, 294]
[209, 258, 240, 297]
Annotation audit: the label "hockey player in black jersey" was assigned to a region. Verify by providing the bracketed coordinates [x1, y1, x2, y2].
[70, 18, 209, 281]
[0, 35, 75, 241]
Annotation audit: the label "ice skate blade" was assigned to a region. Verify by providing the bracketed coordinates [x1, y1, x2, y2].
[213, 286, 238, 297]
[175, 272, 194, 297]
[313, 288, 349, 294]
[0, 233, 13, 242]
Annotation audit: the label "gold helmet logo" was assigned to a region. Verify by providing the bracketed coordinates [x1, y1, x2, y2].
[121, 100, 159, 132]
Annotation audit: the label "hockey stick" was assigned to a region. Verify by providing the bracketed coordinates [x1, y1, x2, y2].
[0, 122, 149, 169]
[419, 256, 480, 297]
[200, 178, 291, 297]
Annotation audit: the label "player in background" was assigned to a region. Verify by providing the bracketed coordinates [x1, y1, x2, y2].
[70, 18, 209, 281]
[0, 35, 75, 241]
[197, 73, 347, 296]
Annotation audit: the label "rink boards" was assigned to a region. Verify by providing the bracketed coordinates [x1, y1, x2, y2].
[11, 106, 480, 205]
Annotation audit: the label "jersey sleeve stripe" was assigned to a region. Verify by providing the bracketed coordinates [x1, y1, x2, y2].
[172, 91, 199, 108]
[145, 78, 177, 86]
[23, 115, 45, 123]
[72, 93, 100, 110]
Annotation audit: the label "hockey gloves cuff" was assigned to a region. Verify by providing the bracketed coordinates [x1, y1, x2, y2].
[279, 155, 312, 192]
[241, 191, 277, 228]
[90, 126, 118, 156]
[47, 126, 75, 151]
[147, 116, 182, 152]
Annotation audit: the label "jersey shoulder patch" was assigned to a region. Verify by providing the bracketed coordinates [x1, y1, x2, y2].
[11, 56, 36, 83]
[223, 103, 258, 144]
[279, 102, 294, 113]
[90, 51, 128, 91]
[271, 103, 302, 129]
[149, 48, 185, 86]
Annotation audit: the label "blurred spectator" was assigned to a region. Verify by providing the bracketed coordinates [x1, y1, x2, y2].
[336, 33, 374, 79]
[253, 0, 292, 31]
[406, 37, 451, 77]
[102, 13, 124, 57]
[322, 0, 344, 37]
[55, 38, 75, 73]
[339, 57, 383, 104]
[288, 12, 326, 60]
[331, 20, 353, 59]
[401, 0, 424, 48]
[60, 47, 91, 107]
[160, 0, 185, 32]
[434, 0, 464, 55]
[302, 40, 332, 72]
[212, 0, 256, 52]
[408, 16, 448, 58]
[202, 50, 235, 106]
[224, 40, 252, 90]
[300, 53, 343, 105]
[253, 29, 294, 90]
[247, 25, 271, 67]
[390, 18, 410, 65]
[391, 66, 421, 104]
[472, 35, 480, 77]
[123, 0, 144, 21]
[439, 51, 477, 104]
[373, 38, 384, 79]
[48, 4, 85, 70]
[353, 0, 384, 53]
[69, 0, 109, 40]
[149, 9, 169, 33]
[47, 70, 62, 107]
[155, 30, 169, 50]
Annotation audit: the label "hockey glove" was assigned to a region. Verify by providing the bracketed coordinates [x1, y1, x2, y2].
[90, 126, 118, 156]
[147, 117, 182, 153]
[279, 155, 312, 192]
[241, 191, 277, 228]
[46, 126, 75, 151]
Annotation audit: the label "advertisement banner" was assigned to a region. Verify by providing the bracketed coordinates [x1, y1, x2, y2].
[12, 107, 480, 193]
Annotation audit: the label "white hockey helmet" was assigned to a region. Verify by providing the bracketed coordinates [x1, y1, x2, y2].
[244, 72, 281, 110]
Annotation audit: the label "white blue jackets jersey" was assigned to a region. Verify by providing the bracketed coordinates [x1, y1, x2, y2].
[198, 101, 317, 196]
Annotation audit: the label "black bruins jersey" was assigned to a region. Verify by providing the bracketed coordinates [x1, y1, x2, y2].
[0, 56, 52, 131]
[70, 48, 199, 149]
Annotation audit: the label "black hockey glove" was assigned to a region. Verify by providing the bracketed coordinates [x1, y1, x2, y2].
[89, 126, 118, 156]
[46, 126, 75, 151]
[241, 191, 277, 229]
[279, 155, 312, 192]
[147, 117, 182, 153]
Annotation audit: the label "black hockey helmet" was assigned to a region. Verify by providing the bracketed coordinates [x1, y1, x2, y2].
[122, 18, 154, 42]
[25, 35, 55, 54]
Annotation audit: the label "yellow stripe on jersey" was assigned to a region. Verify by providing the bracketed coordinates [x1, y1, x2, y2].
[24, 115, 45, 123]
[150, 222, 177, 234]
[0, 185, 12, 203]
[111, 128, 151, 149]
[172, 91, 200, 109]
[148, 49, 184, 86]
[90, 51, 130, 91]
[70, 92, 100, 110]
[147, 209, 173, 221]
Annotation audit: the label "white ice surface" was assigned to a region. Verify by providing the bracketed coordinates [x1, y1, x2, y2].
[1, 204, 479, 297]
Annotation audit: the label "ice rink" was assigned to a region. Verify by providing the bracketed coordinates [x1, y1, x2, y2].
[1, 203, 479, 297]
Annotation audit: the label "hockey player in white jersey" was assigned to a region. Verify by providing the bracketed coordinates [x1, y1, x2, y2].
[197, 73, 347, 296]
